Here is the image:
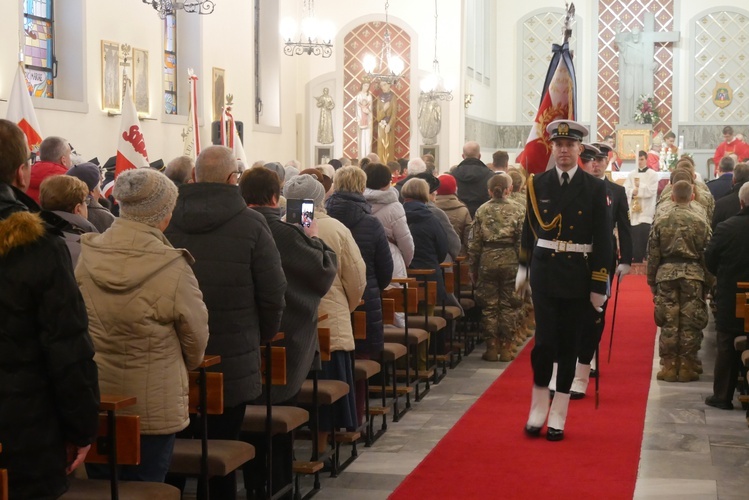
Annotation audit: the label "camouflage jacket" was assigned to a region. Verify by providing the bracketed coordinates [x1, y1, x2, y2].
[658, 182, 714, 222]
[467, 197, 525, 274]
[647, 204, 712, 286]
[654, 198, 707, 222]
[509, 191, 526, 207]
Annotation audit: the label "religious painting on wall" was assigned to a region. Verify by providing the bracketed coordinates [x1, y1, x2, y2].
[212, 67, 225, 122]
[616, 129, 651, 161]
[132, 48, 149, 114]
[101, 40, 121, 111]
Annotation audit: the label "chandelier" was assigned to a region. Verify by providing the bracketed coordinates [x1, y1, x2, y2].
[141, 0, 215, 19]
[420, 0, 452, 101]
[362, 0, 404, 85]
[280, 0, 334, 58]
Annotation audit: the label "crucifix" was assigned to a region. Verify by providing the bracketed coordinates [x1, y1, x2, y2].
[615, 12, 679, 126]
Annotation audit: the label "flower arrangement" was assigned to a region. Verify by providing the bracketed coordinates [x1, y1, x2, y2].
[634, 95, 659, 125]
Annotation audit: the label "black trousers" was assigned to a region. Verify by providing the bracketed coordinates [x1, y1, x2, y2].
[713, 329, 743, 403]
[631, 223, 651, 263]
[578, 298, 609, 365]
[531, 291, 586, 393]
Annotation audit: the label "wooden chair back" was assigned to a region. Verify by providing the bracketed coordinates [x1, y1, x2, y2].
[85, 415, 141, 465]
[440, 263, 456, 294]
[381, 299, 395, 326]
[382, 286, 419, 314]
[260, 346, 288, 385]
[188, 355, 224, 416]
[318, 327, 331, 362]
[352, 310, 367, 340]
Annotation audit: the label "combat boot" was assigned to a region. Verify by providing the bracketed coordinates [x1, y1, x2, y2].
[656, 357, 678, 382]
[482, 339, 499, 362]
[498, 341, 516, 362]
[677, 356, 699, 382]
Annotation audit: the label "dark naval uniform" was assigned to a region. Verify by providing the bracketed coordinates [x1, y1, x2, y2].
[520, 166, 612, 393]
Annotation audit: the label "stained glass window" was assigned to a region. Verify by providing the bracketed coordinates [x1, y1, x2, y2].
[164, 13, 178, 114]
[23, 0, 55, 98]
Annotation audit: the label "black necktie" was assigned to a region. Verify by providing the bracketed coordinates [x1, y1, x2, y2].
[561, 172, 569, 190]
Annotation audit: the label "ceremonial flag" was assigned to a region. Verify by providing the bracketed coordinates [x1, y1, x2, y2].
[221, 104, 248, 167]
[7, 62, 43, 152]
[182, 70, 200, 158]
[115, 78, 150, 177]
[516, 41, 577, 175]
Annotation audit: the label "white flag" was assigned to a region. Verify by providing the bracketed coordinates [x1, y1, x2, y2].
[115, 78, 150, 177]
[183, 70, 200, 159]
[6, 62, 43, 152]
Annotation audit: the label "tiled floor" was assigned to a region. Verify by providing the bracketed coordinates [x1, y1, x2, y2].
[186, 316, 749, 499]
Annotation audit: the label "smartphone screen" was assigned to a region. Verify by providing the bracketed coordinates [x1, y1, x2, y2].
[301, 200, 314, 228]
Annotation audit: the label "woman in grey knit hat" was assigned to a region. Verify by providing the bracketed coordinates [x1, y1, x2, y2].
[76, 168, 210, 482]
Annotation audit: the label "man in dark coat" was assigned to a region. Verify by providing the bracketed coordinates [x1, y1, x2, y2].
[712, 163, 749, 229]
[452, 141, 495, 217]
[704, 182, 749, 410]
[517, 120, 612, 441]
[0, 119, 100, 499]
[706, 156, 735, 201]
[165, 145, 286, 500]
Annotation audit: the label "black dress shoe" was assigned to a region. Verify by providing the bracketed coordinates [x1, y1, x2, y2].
[705, 395, 734, 410]
[570, 391, 585, 400]
[590, 368, 598, 378]
[549, 390, 555, 399]
[546, 427, 564, 441]
[524, 424, 542, 437]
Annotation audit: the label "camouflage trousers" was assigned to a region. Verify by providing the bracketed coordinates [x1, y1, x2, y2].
[475, 258, 522, 345]
[654, 278, 708, 359]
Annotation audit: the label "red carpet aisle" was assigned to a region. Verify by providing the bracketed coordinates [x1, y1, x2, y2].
[390, 275, 655, 499]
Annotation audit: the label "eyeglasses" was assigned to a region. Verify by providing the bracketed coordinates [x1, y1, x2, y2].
[226, 170, 242, 184]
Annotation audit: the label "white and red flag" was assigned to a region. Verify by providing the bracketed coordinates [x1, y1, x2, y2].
[516, 41, 577, 175]
[182, 69, 200, 159]
[7, 62, 43, 153]
[115, 78, 150, 177]
[221, 104, 248, 167]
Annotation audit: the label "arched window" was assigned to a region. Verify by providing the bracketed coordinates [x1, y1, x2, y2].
[164, 13, 178, 115]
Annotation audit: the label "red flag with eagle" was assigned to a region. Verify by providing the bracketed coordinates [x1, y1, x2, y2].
[115, 77, 150, 176]
[7, 62, 43, 153]
[515, 40, 577, 174]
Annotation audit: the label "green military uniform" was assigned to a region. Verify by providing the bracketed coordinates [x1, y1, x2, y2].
[659, 182, 714, 222]
[468, 197, 525, 359]
[647, 204, 711, 382]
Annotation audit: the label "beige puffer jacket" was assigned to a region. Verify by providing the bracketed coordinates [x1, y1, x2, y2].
[75, 218, 209, 435]
[315, 210, 367, 352]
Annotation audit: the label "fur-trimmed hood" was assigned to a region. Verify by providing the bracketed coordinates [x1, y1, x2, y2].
[0, 183, 45, 257]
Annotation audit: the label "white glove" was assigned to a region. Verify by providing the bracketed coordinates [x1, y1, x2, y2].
[615, 263, 631, 280]
[590, 292, 607, 312]
[515, 265, 531, 299]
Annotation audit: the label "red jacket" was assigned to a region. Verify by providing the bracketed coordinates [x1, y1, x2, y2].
[27, 161, 68, 203]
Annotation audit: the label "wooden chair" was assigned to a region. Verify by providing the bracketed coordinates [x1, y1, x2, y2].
[63, 395, 180, 500]
[169, 356, 256, 500]
[350, 308, 386, 447]
[433, 262, 465, 374]
[455, 257, 479, 355]
[297, 327, 351, 487]
[1, 443, 7, 500]
[242, 333, 309, 500]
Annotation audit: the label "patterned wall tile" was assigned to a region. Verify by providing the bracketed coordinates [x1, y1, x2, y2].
[343, 23, 411, 160]
[597, 0, 674, 139]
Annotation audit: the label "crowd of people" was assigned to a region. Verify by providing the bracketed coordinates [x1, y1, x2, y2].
[2, 113, 749, 496]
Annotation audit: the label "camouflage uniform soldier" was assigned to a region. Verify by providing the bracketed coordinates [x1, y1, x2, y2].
[658, 160, 715, 222]
[468, 173, 525, 361]
[647, 180, 711, 382]
[507, 168, 534, 342]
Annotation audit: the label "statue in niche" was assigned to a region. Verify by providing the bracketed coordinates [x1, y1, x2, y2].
[355, 80, 373, 156]
[315, 88, 335, 144]
[418, 94, 442, 145]
[614, 12, 679, 126]
[376, 80, 397, 163]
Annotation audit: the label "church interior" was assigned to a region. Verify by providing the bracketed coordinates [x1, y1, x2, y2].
[2, 0, 749, 499]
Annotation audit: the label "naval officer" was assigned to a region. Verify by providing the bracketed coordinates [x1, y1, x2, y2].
[517, 120, 612, 441]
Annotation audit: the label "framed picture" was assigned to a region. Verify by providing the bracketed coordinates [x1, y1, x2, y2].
[212, 67, 225, 122]
[616, 129, 651, 160]
[101, 40, 121, 111]
[420, 145, 439, 170]
[316, 146, 333, 166]
[132, 48, 149, 114]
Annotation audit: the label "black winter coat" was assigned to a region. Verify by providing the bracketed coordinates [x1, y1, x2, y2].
[452, 158, 494, 217]
[712, 181, 746, 229]
[705, 207, 749, 335]
[403, 201, 449, 300]
[166, 183, 287, 407]
[252, 206, 337, 403]
[706, 173, 733, 202]
[326, 192, 393, 355]
[0, 184, 99, 499]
